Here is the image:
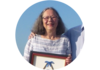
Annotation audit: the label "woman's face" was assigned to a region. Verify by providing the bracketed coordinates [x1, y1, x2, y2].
[42, 9, 58, 31]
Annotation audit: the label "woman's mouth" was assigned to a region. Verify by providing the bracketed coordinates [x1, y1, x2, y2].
[48, 24, 54, 26]
[47, 23, 54, 26]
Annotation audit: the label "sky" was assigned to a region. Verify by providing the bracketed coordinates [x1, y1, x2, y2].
[16, 0, 82, 56]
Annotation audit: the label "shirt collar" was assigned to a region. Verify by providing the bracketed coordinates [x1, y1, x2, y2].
[81, 23, 86, 29]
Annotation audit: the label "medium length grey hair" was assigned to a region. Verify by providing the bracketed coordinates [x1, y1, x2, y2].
[31, 7, 66, 35]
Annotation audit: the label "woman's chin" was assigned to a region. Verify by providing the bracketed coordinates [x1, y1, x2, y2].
[47, 28, 54, 31]
[46, 26, 56, 31]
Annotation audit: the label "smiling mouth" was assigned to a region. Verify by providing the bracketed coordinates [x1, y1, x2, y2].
[47, 23, 54, 26]
[47, 24, 54, 26]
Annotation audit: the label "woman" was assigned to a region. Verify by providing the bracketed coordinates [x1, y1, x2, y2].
[24, 7, 71, 65]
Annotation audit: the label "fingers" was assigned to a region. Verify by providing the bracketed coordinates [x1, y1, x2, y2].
[65, 55, 72, 65]
[28, 32, 36, 39]
[28, 35, 31, 40]
[66, 60, 72, 66]
[31, 32, 35, 36]
[66, 58, 71, 63]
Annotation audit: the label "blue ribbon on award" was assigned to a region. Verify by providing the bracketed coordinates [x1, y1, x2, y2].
[45, 61, 53, 67]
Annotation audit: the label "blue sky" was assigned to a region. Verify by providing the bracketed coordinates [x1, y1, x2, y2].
[16, 0, 82, 56]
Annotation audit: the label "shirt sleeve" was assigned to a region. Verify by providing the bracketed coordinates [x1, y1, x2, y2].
[81, 30, 87, 45]
[65, 38, 72, 55]
[83, 30, 87, 41]
[24, 39, 32, 62]
[80, 30, 87, 51]
[64, 31, 72, 55]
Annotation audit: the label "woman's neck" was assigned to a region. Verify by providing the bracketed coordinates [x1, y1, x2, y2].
[45, 33, 56, 39]
[43, 30, 57, 40]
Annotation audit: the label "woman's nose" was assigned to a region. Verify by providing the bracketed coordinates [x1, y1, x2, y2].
[48, 17, 53, 21]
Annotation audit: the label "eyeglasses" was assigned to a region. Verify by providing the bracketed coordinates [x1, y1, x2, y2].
[42, 16, 58, 20]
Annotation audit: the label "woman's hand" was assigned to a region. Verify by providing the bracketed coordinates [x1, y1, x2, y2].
[28, 32, 36, 39]
[65, 54, 72, 65]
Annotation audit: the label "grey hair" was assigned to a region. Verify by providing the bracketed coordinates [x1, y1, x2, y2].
[31, 7, 66, 35]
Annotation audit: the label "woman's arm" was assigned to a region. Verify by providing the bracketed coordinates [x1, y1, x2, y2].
[24, 39, 32, 62]
[65, 54, 72, 65]
[65, 37, 72, 65]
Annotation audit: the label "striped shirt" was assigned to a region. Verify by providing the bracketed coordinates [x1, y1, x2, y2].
[24, 35, 71, 62]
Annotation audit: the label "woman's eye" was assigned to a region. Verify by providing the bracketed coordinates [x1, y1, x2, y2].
[52, 17, 56, 18]
[52, 17, 55, 18]
[43, 17, 49, 19]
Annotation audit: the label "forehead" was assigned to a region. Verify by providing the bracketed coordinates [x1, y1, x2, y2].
[42, 9, 57, 16]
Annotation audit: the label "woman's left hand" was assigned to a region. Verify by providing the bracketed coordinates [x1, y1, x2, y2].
[65, 55, 72, 65]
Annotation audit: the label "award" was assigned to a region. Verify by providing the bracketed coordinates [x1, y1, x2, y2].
[29, 51, 68, 70]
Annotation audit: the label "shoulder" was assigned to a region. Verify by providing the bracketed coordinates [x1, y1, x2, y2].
[26, 38, 32, 43]
[64, 25, 81, 35]
[26, 35, 39, 44]
[60, 35, 70, 42]
[30, 34, 40, 40]
[68, 25, 81, 31]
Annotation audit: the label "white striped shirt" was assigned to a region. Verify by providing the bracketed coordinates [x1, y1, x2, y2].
[24, 35, 71, 62]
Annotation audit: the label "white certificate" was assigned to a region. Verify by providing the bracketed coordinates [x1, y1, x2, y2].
[29, 51, 68, 70]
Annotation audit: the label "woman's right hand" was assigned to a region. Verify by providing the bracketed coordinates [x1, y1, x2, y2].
[28, 32, 36, 39]
[65, 54, 72, 65]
